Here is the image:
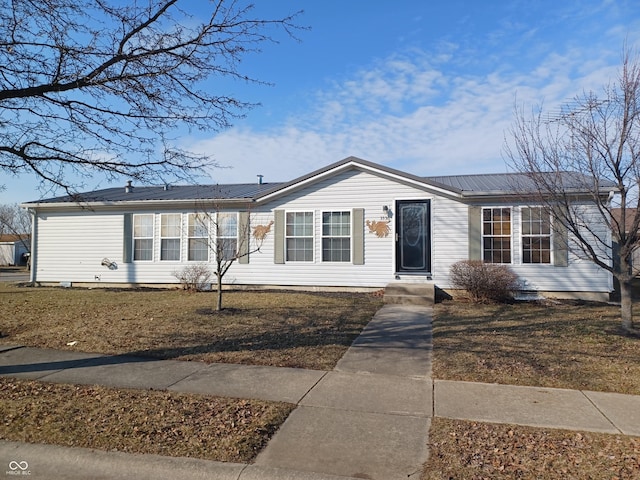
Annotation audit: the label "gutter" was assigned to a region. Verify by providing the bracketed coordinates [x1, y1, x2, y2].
[20, 198, 256, 211]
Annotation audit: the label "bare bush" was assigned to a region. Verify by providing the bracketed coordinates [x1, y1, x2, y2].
[449, 260, 520, 303]
[172, 264, 212, 292]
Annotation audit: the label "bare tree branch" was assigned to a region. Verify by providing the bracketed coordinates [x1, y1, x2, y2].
[0, 203, 31, 256]
[504, 46, 640, 333]
[0, 0, 304, 194]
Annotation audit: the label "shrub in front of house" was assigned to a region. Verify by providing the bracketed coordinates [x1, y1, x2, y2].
[171, 263, 212, 291]
[449, 260, 520, 303]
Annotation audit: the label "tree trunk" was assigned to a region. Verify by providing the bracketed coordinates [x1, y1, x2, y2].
[619, 279, 635, 333]
[216, 273, 223, 311]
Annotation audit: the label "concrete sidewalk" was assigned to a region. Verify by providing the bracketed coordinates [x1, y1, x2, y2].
[0, 344, 327, 404]
[254, 305, 432, 480]
[0, 304, 433, 480]
[434, 379, 640, 437]
[1, 304, 640, 479]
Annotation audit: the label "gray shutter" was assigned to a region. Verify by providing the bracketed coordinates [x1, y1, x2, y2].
[238, 211, 250, 264]
[553, 208, 569, 267]
[468, 206, 482, 261]
[352, 208, 365, 265]
[274, 210, 285, 264]
[123, 213, 133, 263]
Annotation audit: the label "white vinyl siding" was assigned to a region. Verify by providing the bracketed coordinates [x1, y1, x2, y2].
[133, 214, 154, 261]
[322, 211, 351, 262]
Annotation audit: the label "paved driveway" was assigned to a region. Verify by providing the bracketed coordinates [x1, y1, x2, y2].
[0, 269, 29, 282]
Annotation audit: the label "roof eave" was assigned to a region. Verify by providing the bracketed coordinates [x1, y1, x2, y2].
[256, 156, 463, 202]
[461, 186, 618, 200]
[21, 197, 255, 210]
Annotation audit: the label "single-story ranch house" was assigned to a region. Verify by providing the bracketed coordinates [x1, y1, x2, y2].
[21, 157, 616, 301]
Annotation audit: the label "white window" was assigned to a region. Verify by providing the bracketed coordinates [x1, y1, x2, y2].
[216, 212, 238, 261]
[133, 214, 154, 261]
[482, 207, 511, 263]
[322, 211, 351, 262]
[522, 207, 551, 264]
[160, 213, 181, 261]
[286, 212, 314, 261]
[188, 213, 209, 262]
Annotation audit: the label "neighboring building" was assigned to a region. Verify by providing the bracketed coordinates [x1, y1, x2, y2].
[0, 234, 30, 266]
[21, 157, 616, 300]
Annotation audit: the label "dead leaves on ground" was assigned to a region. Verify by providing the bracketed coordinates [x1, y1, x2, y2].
[0, 378, 294, 463]
[424, 418, 640, 479]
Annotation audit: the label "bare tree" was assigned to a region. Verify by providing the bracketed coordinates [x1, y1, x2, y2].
[0, 203, 31, 251]
[504, 47, 640, 334]
[0, 0, 301, 194]
[178, 205, 271, 311]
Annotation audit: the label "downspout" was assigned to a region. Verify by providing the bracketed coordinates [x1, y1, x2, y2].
[606, 189, 616, 293]
[28, 208, 36, 283]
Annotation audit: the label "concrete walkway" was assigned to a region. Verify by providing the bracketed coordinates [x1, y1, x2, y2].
[1, 304, 640, 479]
[0, 304, 433, 480]
[254, 305, 432, 480]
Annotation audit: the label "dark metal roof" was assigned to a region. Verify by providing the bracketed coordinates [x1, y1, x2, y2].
[28, 182, 284, 204]
[23, 157, 618, 206]
[426, 173, 526, 193]
[426, 172, 617, 195]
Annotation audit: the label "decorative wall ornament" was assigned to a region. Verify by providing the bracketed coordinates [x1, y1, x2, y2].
[366, 219, 391, 238]
[101, 258, 118, 270]
[252, 220, 274, 241]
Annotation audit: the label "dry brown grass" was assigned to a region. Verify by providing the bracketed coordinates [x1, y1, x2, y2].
[423, 299, 640, 479]
[0, 378, 293, 462]
[432, 299, 640, 394]
[0, 284, 381, 464]
[424, 418, 640, 480]
[0, 284, 382, 370]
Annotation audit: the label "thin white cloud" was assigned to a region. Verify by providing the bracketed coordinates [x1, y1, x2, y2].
[190, 39, 629, 184]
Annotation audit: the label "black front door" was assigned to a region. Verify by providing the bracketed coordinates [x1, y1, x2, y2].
[395, 200, 431, 274]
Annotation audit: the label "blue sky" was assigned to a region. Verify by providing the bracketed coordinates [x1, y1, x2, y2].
[3, 0, 640, 203]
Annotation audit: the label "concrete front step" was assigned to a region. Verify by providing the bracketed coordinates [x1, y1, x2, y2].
[384, 294, 432, 306]
[384, 282, 434, 306]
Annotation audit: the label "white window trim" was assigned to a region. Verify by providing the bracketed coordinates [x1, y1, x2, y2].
[132, 213, 154, 262]
[187, 213, 210, 262]
[216, 211, 239, 262]
[481, 207, 513, 264]
[520, 206, 553, 265]
[285, 210, 315, 263]
[321, 210, 352, 263]
[159, 213, 182, 262]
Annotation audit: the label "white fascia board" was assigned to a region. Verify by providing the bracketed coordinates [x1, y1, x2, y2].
[21, 198, 254, 211]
